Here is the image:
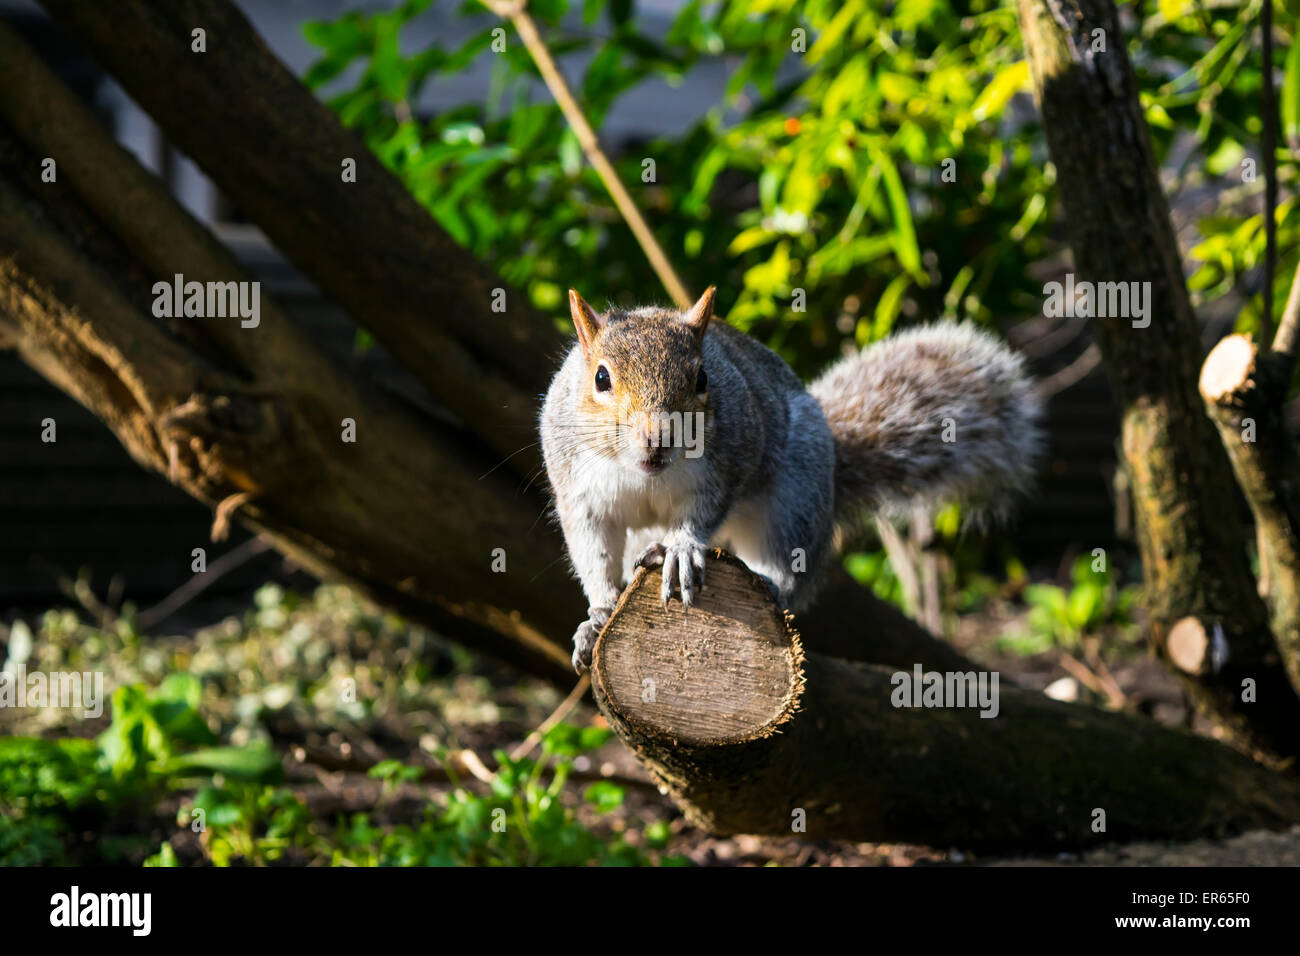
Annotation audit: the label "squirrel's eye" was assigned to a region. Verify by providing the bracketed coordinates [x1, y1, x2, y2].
[695, 367, 708, 393]
[594, 365, 612, 392]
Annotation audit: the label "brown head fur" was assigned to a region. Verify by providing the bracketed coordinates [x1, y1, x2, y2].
[569, 288, 715, 454]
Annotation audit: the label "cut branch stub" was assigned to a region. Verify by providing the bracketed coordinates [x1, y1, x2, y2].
[592, 551, 803, 746]
[1199, 334, 1258, 405]
[1167, 616, 1212, 675]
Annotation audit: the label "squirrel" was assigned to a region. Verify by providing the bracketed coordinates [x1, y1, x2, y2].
[541, 286, 1042, 670]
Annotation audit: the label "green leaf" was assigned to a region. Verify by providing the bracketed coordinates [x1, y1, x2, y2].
[191, 786, 243, 826]
[578, 726, 613, 751]
[1157, 0, 1191, 22]
[303, 54, 356, 91]
[643, 819, 671, 849]
[971, 61, 1029, 123]
[583, 781, 625, 813]
[542, 722, 585, 755]
[584, 45, 622, 101]
[169, 742, 282, 782]
[728, 225, 778, 255]
[370, 18, 409, 102]
[1283, 38, 1300, 144]
[156, 672, 202, 709]
[823, 58, 868, 116]
[144, 842, 178, 867]
[872, 274, 912, 339]
[301, 15, 369, 57]
[1205, 138, 1245, 176]
[559, 128, 583, 177]
[1066, 583, 1104, 631]
[869, 146, 922, 276]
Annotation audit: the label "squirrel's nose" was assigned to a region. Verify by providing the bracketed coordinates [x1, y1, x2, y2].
[632, 410, 673, 450]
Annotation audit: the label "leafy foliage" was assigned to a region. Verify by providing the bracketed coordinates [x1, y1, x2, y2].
[0, 587, 678, 867]
[323, 726, 675, 866]
[1139, 0, 1300, 336]
[151, 722, 677, 867]
[298, 0, 1299, 618]
[302, 0, 1297, 374]
[997, 554, 1140, 656]
[301, 0, 1056, 376]
[0, 675, 279, 865]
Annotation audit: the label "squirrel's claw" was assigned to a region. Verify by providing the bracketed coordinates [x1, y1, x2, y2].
[678, 551, 699, 607]
[660, 549, 678, 606]
[650, 539, 706, 609]
[570, 606, 612, 672]
[571, 620, 598, 671]
[634, 542, 666, 569]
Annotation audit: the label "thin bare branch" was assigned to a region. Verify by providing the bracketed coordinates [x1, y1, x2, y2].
[1270, 258, 1300, 367]
[479, 0, 693, 309]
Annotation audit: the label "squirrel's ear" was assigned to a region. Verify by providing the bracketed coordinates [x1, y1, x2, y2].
[569, 289, 604, 356]
[682, 286, 716, 338]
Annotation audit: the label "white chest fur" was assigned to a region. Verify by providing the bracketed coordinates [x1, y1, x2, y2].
[581, 453, 705, 530]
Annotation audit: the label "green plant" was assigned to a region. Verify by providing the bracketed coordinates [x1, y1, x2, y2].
[998, 555, 1140, 656]
[1140, 0, 1300, 341]
[4, 583, 686, 867]
[326, 723, 683, 866]
[158, 722, 684, 867]
[181, 783, 315, 867]
[843, 549, 907, 610]
[0, 674, 279, 865]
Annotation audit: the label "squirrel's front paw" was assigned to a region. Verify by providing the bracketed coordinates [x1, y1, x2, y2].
[570, 606, 612, 672]
[636, 537, 707, 608]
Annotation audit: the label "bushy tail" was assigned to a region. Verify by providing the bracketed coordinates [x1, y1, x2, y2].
[808, 322, 1043, 525]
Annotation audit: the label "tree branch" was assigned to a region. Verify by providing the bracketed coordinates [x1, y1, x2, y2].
[1199, 333, 1300, 695]
[32, 0, 561, 469]
[1271, 257, 1300, 370]
[1261, 0, 1277, 345]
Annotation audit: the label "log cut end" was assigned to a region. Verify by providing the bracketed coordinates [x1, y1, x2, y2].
[1199, 333, 1257, 404]
[591, 551, 804, 747]
[1167, 616, 1211, 674]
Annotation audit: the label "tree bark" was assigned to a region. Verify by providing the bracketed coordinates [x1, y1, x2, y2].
[1017, 0, 1300, 762]
[592, 553, 1300, 850]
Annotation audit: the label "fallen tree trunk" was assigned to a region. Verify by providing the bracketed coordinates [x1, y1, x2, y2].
[1017, 0, 1300, 762]
[592, 553, 1300, 850]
